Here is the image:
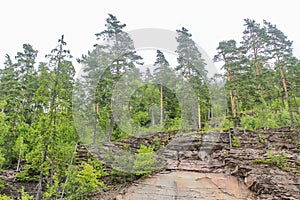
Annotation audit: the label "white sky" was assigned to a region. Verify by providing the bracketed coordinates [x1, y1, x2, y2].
[1, 0, 300, 74]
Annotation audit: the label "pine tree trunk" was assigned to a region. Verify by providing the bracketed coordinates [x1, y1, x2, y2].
[293, 96, 299, 114]
[197, 96, 201, 129]
[16, 137, 23, 172]
[93, 102, 98, 144]
[191, 102, 198, 130]
[106, 114, 114, 142]
[36, 151, 47, 200]
[151, 107, 155, 126]
[160, 83, 163, 124]
[279, 65, 294, 126]
[275, 49, 294, 126]
[223, 56, 237, 133]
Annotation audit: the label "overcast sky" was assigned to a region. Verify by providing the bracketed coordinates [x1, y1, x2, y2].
[1, 0, 300, 74]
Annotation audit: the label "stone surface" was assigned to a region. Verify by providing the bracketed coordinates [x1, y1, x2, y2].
[89, 127, 300, 199]
[117, 171, 254, 200]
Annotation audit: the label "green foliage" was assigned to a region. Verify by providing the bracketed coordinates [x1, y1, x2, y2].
[0, 194, 10, 200]
[1, 14, 300, 199]
[153, 137, 161, 151]
[231, 134, 241, 147]
[44, 175, 60, 200]
[133, 145, 157, 176]
[63, 162, 104, 200]
[0, 179, 4, 191]
[267, 152, 289, 170]
[253, 151, 289, 170]
[18, 187, 33, 200]
[16, 164, 39, 182]
[259, 134, 265, 143]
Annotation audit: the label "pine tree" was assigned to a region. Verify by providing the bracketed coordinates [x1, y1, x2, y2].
[153, 50, 171, 124]
[241, 19, 275, 128]
[175, 27, 207, 129]
[94, 14, 143, 141]
[264, 20, 295, 126]
[214, 40, 239, 133]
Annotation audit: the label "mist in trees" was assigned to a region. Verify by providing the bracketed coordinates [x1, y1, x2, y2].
[0, 14, 300, 199]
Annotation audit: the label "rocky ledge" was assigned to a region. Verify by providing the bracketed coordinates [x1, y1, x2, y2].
[90, 127, 300, 199]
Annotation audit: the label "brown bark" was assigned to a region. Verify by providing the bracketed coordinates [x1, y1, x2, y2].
[93, 102, 98, 144]
[279, 65, 294, 126]
[222, 55, 236, 119]
[275, 49, 294, 126]
[197, 95, 201, 129]
[160, 83, 163, 124]
[106, 114, 114, 142]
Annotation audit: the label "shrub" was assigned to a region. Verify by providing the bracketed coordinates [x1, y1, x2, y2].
[253, 152, 289, 170]
[18, 187, 33, 200]
[133, 145, 157, 176]
[63, 162, 104, 200]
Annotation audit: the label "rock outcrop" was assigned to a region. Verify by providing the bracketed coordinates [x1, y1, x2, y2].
[90, 127, 300, 199]
[116, 171, 254, 200]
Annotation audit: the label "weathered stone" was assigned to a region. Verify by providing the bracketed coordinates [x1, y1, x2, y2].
[89, 129, 300, 199]
[116, 172, 254, 200]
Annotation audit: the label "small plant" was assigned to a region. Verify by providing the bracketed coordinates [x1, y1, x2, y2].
[0, 179, 4, 191]
[253, 151, 289, 170]
[0, 194, 10, 200]
[231, 134, 241, 147]
[153, 137, 161, 151]
[259, 134, 265, 143]
[267, 152, 289, 170]
[18, 187, 34, 200]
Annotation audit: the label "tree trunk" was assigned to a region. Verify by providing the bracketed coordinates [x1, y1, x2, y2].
[16, 136, 23, 172]
[279, 65, 294, 126]
[160, 83, 163, 124]
[197, 95, 201, 129]
[36, 151, 47, 200]
[223, 55, 237, 133]
[93, 102, 98, 144]
[228, 119, 232, 149]
[191, 102, 198, 130]
[275, 49, 293, 126]
[106, 114, 114, 142]
[293, 96, 299, 114]
[151, 107, 155, 126]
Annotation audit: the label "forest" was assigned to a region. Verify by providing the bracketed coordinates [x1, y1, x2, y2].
[0, 14, 300, 199]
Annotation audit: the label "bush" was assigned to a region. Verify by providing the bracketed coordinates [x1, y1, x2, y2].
[63, 162, 104, 200]
[0, 194, 10, 200]
[253, 152, 289, 170]
[133, 145, 157, 176]
[18, 187, 33, 200]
